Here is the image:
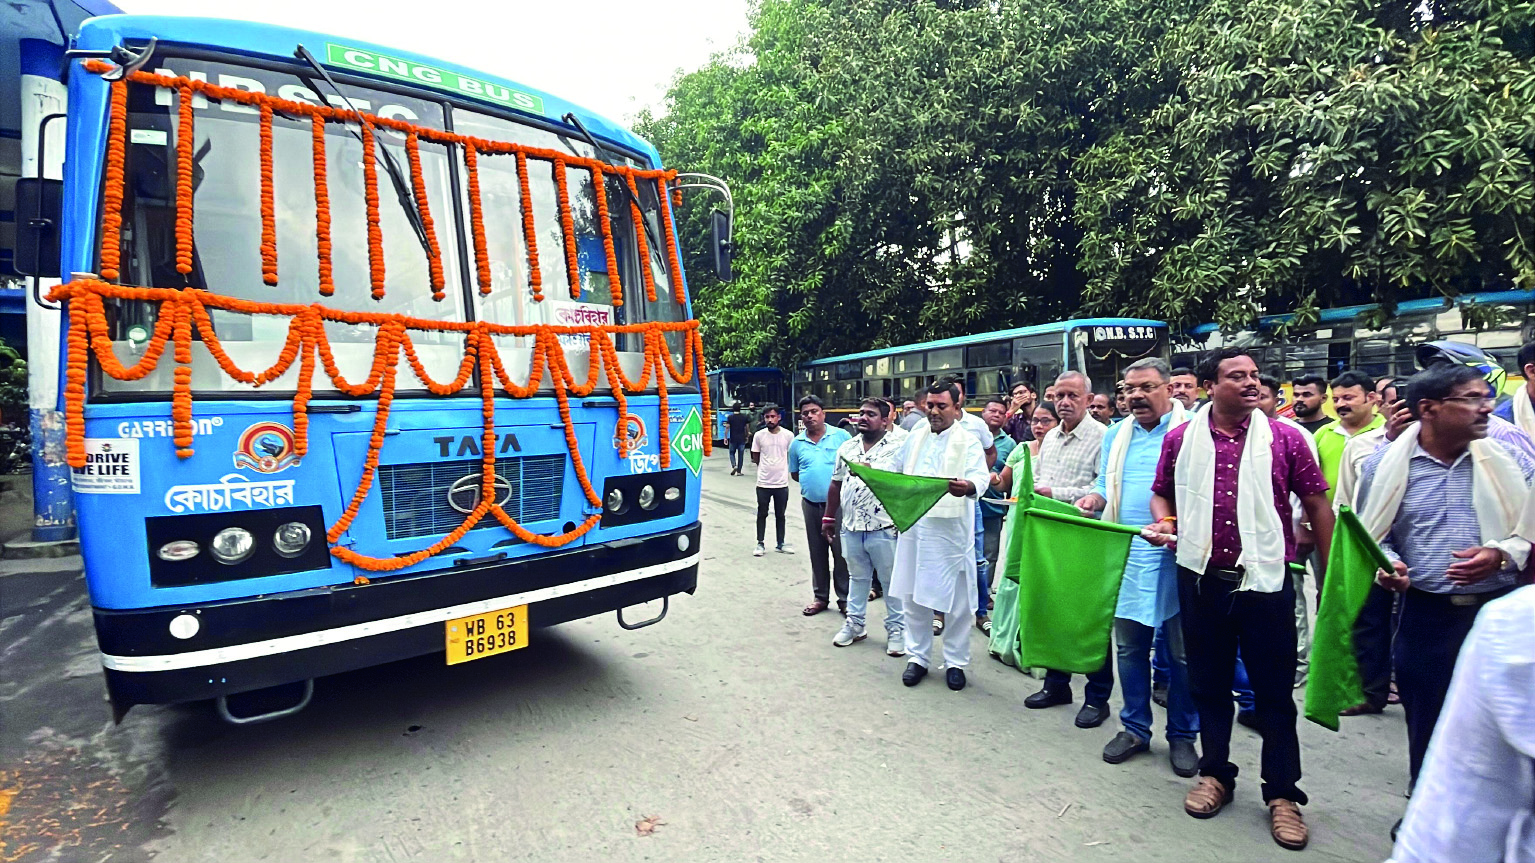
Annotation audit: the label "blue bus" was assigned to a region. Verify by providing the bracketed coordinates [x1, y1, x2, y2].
[705, 366, 787, 443]
[17, 16, 724, 721]
[795, 318, 1169, 425]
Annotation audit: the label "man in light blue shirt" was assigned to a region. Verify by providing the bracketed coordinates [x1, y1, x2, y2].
[788, 395, 853, 615]
[1074, 358, 1199, 777]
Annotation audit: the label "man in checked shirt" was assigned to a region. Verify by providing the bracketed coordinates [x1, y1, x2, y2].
[1357, 362, 1535, 842]
[1020, 370, 1111, 728]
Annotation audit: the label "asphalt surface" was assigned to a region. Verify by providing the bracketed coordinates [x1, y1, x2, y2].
[0, 454, 1412, 862]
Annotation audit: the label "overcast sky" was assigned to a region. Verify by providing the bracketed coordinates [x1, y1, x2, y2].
[119, 0, 751, 125]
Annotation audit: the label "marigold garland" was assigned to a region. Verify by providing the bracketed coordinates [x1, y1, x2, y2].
[311, 114, 335, 296]
[174, 85, 196, 276]
[554, 158, 580, 299]
[463, 143, 493, 295]
[258, 103, 279, 286]
[98, 80, 128, 281]
[404, 131, 446, 301]
[625, 174, 658, 303]
[656, 177, 687, 306]
[515, 151, 543, 303]
[68, 63, 716, 571]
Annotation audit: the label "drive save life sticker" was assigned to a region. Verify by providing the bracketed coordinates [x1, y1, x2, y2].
[71, 438, 141, 494]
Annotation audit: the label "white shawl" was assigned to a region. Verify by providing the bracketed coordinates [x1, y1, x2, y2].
[1357, 423, 1534, 569]
[1104, 401, 1188, 524]
[1514, 390, 1535, 440]
[1173, 406, 1288, 592]
[901, 418, 977, 519]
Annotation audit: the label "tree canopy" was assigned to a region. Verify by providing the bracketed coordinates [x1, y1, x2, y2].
[635, 0, 1535, 367]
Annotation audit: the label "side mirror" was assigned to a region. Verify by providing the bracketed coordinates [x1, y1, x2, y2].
[710, 209, 732, 282]
[15, 177, 63, 278]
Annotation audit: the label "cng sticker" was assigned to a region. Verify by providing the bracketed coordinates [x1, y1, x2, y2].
[671, 408, 705, 476]
[325, 44, 545, 114]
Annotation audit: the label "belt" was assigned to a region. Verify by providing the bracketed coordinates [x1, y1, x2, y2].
[1407, 586, 1514, 607]
[1206, 566, 1245, 583]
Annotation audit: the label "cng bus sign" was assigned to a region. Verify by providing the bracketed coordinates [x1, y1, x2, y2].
[325, 44, 545, 115]
[671, 409, 705, 476]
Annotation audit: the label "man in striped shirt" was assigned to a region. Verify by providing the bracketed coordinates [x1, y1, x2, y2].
[1357, 363, 1535, 828]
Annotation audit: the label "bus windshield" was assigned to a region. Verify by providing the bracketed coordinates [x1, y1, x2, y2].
[1073, 324, 1168, 393]
[99, 55, 681, 395]
[719, 370, 782, 407]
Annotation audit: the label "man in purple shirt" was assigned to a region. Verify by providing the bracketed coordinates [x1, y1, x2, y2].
[1144, 348, 1335, 852]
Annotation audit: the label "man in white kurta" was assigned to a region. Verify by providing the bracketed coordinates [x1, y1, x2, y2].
[890, 383, 992, 691]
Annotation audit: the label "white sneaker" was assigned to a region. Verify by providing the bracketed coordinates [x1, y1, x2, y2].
[753, 543, 765, 557]
[833, 621, 867, 647]
[776, 544, 794, 554]
[886, 630, 906, 656]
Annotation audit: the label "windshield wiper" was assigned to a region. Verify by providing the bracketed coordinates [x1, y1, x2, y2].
[561, 111, 664, 272]
[294, 45, 433, 262]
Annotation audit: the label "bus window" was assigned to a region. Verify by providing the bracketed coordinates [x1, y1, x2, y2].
[893, 353, 923, 375]
[965, 341, 1011, 369]
[899, 375, 922, 399]
[106, 61, 466, 393]
[928, 347, 963, 372]
[1073, 324, 1166, 392]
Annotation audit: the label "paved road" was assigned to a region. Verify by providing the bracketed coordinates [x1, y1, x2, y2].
[1, 454, 1410, 862]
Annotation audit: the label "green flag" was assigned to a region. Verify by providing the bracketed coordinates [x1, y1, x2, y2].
[1001, 452, 1076, 583]
[845, 462, 952, 532]
[1007, 504, 1140, 673]
[1304, 506, 1394, 731]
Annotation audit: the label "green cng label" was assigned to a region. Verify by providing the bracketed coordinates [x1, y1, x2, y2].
[671, 409, 705, 476]
[325, 44, 545, 115]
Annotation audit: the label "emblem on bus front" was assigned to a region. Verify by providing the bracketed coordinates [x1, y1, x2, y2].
[233, 421, 301, 474]
[447, 473, 515, 514]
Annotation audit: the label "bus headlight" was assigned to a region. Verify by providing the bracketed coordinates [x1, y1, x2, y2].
[638, 485, 657, 510]
[664, 487, 681, 502]
[210, 527, 256, 565]
[273, 521, 312, 558]
[157, 540, 200, 562]
[605, 488, 625, 512]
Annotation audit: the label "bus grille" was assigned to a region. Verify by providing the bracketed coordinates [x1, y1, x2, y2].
[378, 455, 566, 541]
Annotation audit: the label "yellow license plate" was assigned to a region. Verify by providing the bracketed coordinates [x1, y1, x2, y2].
[445, 604, 528, 665]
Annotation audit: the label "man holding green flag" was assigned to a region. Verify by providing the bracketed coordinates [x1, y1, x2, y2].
[883, 380, 990, 691]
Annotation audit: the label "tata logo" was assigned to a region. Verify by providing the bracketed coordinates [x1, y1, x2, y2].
[446, 473, 514, 514]
[434, 434, 522, 458]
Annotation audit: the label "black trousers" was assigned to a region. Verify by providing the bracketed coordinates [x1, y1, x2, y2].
[1041, 663, 1115, 704]
[755, 486, 788, 545]
[801, 498, 849, 603]
[1178, 566, 1305, 804]
[1395, 586, 1513, 787]
[1353, 583, 1398, 709]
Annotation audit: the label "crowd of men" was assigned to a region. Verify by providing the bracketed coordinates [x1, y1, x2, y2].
[720, 337, 1535, 856]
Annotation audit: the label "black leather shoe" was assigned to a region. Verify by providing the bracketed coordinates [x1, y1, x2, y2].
[1075, 701, 1110, 728]
[1152, 684, 1169, 707]
[902, 662, 927, 687]
[1169, 739, 1199, 777]
[1237, 709, 1259, 730]
[1391, 818, 1401, 842]
[1102, 731, 1150, 764]
[946, 668, 966, 691]
[1024, 687, 1072, 709]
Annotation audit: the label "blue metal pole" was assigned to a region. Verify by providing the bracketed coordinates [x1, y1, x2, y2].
[19, 37, 76, 543]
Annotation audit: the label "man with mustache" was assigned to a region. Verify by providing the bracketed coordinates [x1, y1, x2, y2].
[1314, 370, 1383, 505]
[1144, 348, 1334, 851]
[1072, 358, 1198, 777]
[1169, 367, 1200, 411]
[1358, 363, 1535, 841]
[1290, 374, 1332, 433]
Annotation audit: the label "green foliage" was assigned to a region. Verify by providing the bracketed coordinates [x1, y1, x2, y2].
[638, 0, 1535, 364]
[0, 339, 27, 426]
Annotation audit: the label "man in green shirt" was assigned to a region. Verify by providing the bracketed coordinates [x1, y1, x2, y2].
[1312, 370, 1383, 501]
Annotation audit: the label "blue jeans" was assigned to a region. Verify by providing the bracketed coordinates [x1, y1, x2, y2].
[1152, 624, 1170, 688]
[973, 500, 990, 616]
[1116, 615, 1198, 742]
[841, 528, 904, 633]
[1233, 653, 1255, 712]
[728, 441, 746, 472]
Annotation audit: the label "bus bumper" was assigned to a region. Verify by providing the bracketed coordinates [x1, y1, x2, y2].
[93, 522, 701, 718]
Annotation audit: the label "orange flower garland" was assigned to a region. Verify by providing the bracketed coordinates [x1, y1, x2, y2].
[625, 175, 658, 303]
[590, 166, 624, 308]
[311, 114, 335, 296]
[515, 151, 543, 303]
[174, 85, 195, 276]
[463, 143, 493, 295]
[360, 123, 385, 299]
[656, 177, 687, 305]
[554, 158, 581, 299]
[258, 103, 279, 286]
[65, 63, 715, 571]
[404, 131, 446, 301]
[98, 80, 128, 281]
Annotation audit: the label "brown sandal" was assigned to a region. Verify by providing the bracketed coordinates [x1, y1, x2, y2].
[802, 600, 829, 616]
[1183, 776, 1231, 819]
[1268, 799, 1308, 850]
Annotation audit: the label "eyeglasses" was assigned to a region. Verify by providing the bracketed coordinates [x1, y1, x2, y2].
[1030, 416, 1056, 425]
[1435, 395, 1495, 406]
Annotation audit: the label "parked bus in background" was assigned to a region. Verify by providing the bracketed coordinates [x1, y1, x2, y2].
[706, 366, 787, 443]
[795, 318, 1168, 426]
[1175, 289, 1534, 393]
[14, 16, 731, 722]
